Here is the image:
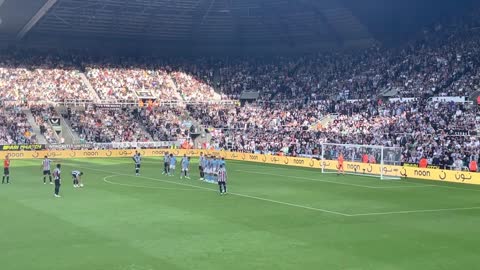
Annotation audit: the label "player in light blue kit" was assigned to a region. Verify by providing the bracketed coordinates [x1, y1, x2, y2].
[220, 157, 226, 168]
[180, 155, 190, 179]
[205, 156, 212, 183]
[212, 157, 220, 183]
[168, 154, 177, 176]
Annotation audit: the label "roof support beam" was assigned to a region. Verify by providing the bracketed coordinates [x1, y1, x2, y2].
[17, 0, 58, 40]
[190, 0, 215, 42]
[295, 0, 343, 46]
[229, 1, 243, 47]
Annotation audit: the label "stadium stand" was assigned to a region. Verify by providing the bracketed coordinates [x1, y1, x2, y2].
[84, 57, 181, 101]
[0, 106, 36, 144]
[0, 7, 479, 169]
[0, 53, 90, 102]
[138, 106, 189, 142]
[65, 106, 151, 143]
[30, 105, 59, 144]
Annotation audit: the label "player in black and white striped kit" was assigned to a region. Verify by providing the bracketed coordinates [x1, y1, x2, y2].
[133, 152, 142, 176]
[72, 170, 84, 188]
[162, 152, 170, 175]
[41, 156, 53, 184]
[218, 164, 227, 195]
[198, 152, 205, 181]
[53, 164, 62, 198]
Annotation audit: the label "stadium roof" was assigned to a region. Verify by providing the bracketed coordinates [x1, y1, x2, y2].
[0, 0, 477, 54]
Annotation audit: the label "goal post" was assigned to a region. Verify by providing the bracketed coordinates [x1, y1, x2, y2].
[320, 143, 402, 180]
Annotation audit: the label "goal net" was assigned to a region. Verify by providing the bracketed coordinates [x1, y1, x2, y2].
[320, 143, 402, 180]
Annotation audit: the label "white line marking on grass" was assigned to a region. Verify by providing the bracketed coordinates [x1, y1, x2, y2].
[368, 185, 437, 189]
[428, 184, 480, 193]
[103, 175, 203, 191]
[226, 192, 351, 216]
[237, 170, 434, 189]
[350, 206, 480, 217]
[67, 162, 480, 217]
[234, 162, 480, 192]
[236, 170, 378, 188]
[75, 164, 351, 217]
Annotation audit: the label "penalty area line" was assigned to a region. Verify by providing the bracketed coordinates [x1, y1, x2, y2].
[78, 165, 352, 217]
[75, 163, 480, 217]
[350, 206, 480, 217]
[236, 170, 392, 189]
[103, 175, 203, 191]
[234, 162, 480, 193]
[236, 170, 453, 189]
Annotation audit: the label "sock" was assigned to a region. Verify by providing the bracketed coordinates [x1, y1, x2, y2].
[223, 183, 227, 193]
[43, 176, 46, 183]
[49, 176, 52, 182]
[55, 186, 59, 195]
[136, 168, 139, 174]
[219, 184, 223, 193]
[6, 176, 9, 183]
[2, 176, 4, 183]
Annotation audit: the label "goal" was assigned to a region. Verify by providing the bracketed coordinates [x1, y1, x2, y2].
[320, 143, 402, 180]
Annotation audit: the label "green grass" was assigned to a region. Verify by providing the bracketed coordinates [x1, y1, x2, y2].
[1, 157, 480, 270]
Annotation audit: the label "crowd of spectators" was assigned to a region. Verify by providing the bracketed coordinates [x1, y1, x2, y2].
[84, 57, 181, 101]
[0, 53, 90, 102]
[66, 105, 151, 143]
[30, 105, 59, 144]
[188, 98, 479, 168]
[171, 71, 219, 101]
[137, 106, 189, 141]
[0, 8, 478, 104]
[0, 8, 478, 172]
[0, 106, 36, 145]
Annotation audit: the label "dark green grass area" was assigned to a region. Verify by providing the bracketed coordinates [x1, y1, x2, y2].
[1, 157, 480, 270]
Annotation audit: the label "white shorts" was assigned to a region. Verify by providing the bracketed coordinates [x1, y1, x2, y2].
[170, 165, 176, 170]
[182, 168, 188, 172]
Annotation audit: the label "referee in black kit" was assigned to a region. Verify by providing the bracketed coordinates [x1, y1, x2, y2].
[53, 164, 62, 198]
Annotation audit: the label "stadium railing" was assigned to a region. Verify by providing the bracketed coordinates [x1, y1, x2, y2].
[60, 99, 240, 106]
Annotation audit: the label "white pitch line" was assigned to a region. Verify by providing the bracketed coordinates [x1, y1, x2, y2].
[225, 192, 351, 216]
[103, 175, 203, 191]
[237, 170, 434, 189]
[368, 185, 438, 189]
[76, 165, 351, 217]
[236, 170, 378, 188]
[350, 206, 480, 217]
[67, 162, 480, 217]
[233, 162, 480, 193]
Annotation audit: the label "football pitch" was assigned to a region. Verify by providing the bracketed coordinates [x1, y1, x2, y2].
[1, 157, 480, 270]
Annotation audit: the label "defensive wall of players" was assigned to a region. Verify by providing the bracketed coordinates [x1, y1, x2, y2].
[1, 149, 479, 185]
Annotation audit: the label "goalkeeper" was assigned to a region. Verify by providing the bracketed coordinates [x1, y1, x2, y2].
[337, 153, 345, 175]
